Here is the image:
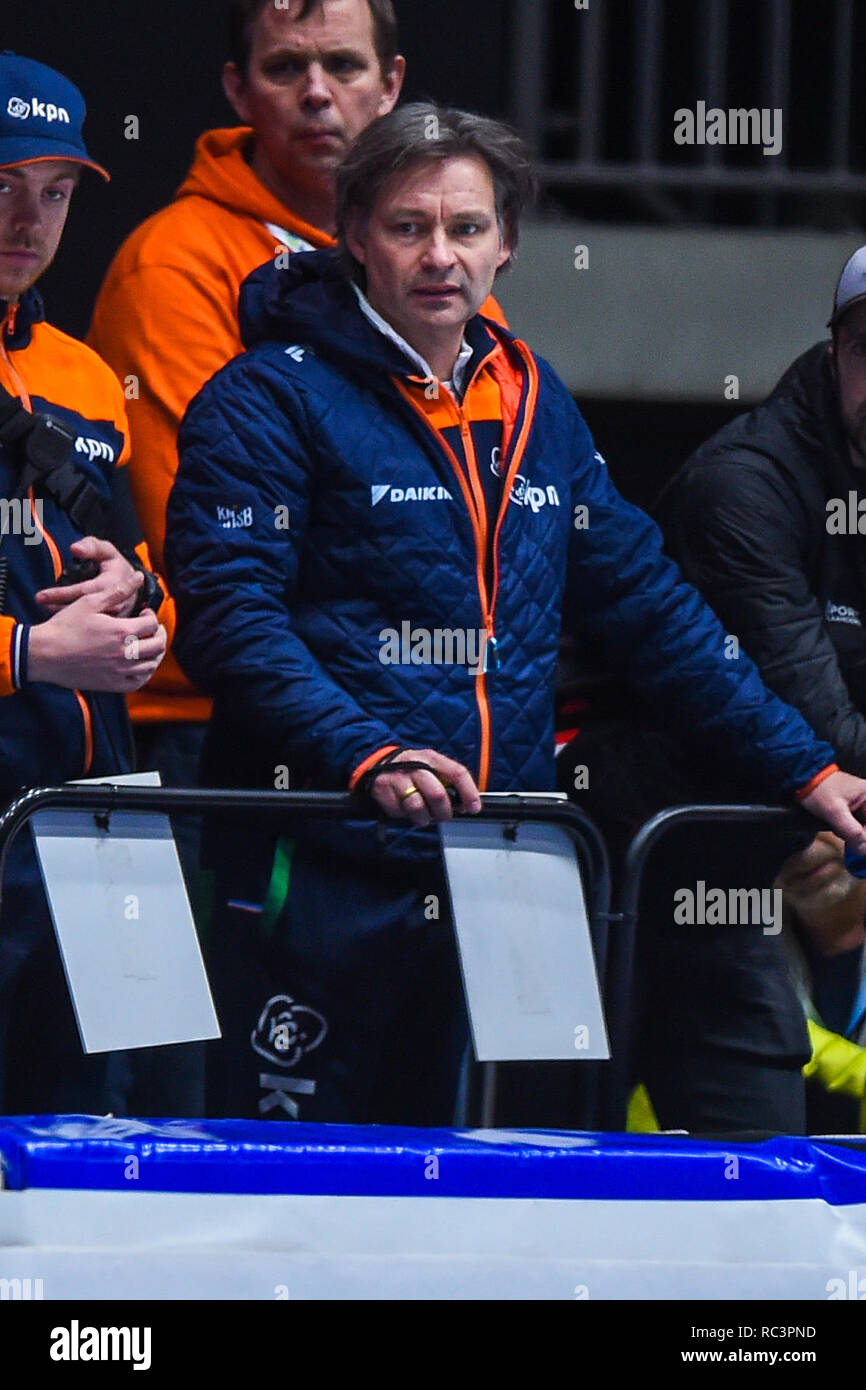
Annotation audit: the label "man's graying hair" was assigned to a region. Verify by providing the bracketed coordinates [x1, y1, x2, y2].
[336, 103, 537, 280]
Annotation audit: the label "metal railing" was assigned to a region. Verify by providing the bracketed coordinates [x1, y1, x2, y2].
[603, 802, 816, 1129]
[509, 0, 864, 224]
[0, 785, 614, 1130]
[0, 785, 823, 1131]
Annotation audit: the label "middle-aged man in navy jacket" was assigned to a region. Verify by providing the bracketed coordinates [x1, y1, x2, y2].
[166, 104, 866, 1133]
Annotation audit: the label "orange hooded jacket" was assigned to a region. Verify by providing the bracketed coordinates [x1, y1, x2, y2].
[89, 126, 506, 725]
[0, 295, 175, 774]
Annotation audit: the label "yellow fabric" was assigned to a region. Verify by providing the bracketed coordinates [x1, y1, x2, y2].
[804, 1017, 866, 1101]
[626, 1083, 660, 1132]
[629, 1021, 866, 1136]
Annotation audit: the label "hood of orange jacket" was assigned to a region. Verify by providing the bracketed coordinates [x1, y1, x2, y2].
[175, 127, 334, 247]
[89, 127, 336, 725]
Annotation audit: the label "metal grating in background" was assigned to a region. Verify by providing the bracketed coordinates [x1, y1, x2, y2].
[508, 0, 865, 227]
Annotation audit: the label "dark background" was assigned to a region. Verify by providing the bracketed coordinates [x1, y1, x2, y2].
[4, 1, 740, 503]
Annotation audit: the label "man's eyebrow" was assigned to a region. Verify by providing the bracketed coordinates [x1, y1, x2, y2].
[261, 43, 367, 62]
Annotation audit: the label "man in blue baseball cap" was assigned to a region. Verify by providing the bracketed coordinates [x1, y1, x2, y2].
[0, 53, 174, 1115]
[0, 53, 111, 307]
[0, 52, 109, 301]
[0, 51, 110, 177]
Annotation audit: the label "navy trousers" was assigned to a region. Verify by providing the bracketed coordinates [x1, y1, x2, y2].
[204, 837, 469, 1126]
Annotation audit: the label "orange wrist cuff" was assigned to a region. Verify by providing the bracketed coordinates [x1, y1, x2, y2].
[349, 744, 400, 791]
[795, 763, 840, 802]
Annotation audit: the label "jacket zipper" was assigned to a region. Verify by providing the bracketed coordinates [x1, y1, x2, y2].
[392, 344, 539, 790]
[0, 306, 32, 408]
[1, 310, 94, 774]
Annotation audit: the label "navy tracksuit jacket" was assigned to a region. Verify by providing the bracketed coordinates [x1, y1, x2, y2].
[166, 250, 839, 1123]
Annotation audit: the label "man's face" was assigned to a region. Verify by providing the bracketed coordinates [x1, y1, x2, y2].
[346, 154, 512, 357]
[0, 160, 79, 301]
[775, 831, 862, 924]
[833, 300, 866, 467]
[224, 0, 404, 194]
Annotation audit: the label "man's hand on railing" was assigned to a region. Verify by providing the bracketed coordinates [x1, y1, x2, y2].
[367, 748, 482, 828]
[800, 770, 866, 856]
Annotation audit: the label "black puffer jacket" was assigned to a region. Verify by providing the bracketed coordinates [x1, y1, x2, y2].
[657, 341, 866, 776]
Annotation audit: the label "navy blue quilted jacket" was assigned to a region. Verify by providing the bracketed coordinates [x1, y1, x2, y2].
[166, 251, 836, 820]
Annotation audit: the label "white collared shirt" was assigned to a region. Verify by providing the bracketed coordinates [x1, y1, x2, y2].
[352, 284, 474, 396]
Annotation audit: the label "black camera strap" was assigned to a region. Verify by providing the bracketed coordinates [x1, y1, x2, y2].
[0, 380, 108, 536]
[0, 383, 162, 622]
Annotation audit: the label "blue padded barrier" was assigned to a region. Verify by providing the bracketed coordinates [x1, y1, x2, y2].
[2, 1116, 866, 1204]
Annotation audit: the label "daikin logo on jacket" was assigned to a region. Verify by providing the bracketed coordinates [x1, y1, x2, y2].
[371, 484, 453, 507]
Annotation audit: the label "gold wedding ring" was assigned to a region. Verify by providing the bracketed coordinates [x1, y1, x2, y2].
[399, 785, 420, 802]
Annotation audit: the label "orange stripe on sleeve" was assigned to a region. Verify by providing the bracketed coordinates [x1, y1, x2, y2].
[795, 763, 840, 801]
[349, 745, 400, 791]
[75, 692, 94, 775]
[0, 616, 16, 696]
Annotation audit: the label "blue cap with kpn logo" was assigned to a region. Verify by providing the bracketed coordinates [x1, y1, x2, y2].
[829, 246, 866, 329]
[0, 52, 108, 181]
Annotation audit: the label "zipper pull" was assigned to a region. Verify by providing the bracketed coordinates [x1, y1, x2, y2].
[482, 633, 500, 674]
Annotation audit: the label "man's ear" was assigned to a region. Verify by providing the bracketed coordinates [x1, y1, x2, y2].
[344, 214, 367, 267]
[222, 62, 251, 125]
[377, 55, 406, 117]
[495, 224, 515, 273]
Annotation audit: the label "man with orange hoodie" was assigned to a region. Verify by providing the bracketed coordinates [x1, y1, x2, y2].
[88, 0, 406, 802]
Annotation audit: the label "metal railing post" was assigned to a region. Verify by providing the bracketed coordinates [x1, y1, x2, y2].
[603, 802, 815, 1130]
